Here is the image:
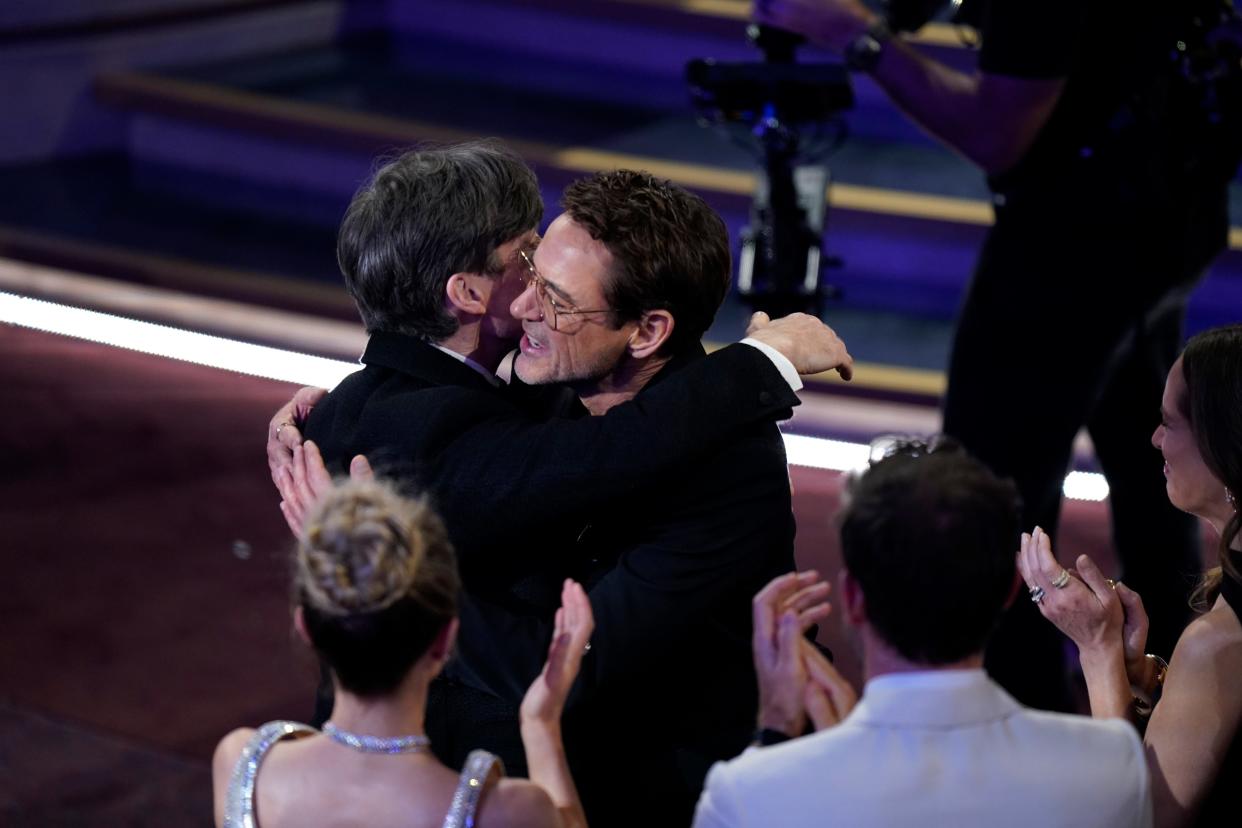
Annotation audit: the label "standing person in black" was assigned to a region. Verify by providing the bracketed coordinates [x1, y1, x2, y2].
[756, 0, 1234, 710]
[267, 145, 855, 822]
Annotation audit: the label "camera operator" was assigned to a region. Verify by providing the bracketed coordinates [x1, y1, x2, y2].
[754, 0, 1235, 710]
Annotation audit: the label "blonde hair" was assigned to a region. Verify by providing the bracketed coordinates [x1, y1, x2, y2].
[295, 479, 460, 696]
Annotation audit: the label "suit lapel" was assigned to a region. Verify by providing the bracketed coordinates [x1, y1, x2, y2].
[361, 331, 502, 394]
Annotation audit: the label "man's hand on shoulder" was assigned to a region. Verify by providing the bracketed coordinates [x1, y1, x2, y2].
[266, 386, 326, 492]
[745, 312, 854, 381]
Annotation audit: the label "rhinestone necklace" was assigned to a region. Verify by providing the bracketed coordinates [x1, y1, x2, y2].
[322, 721, 431, 755]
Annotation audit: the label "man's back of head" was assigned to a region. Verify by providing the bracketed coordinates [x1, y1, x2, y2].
[337, 140, 542, 341]
[692, 441, 1153, 828]
[840, 439, 1021, 665]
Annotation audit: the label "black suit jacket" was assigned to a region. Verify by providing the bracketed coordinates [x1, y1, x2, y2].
[303, 333, 799, 755]
[465, 346, 796, 825]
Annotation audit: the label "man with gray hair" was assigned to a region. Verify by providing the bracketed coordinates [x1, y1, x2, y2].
[269, 141, 852, 822]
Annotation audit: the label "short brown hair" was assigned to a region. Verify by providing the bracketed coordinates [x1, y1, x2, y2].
[561, 170, 731, 354]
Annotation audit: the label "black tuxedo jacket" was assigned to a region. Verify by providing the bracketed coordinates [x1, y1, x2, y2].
[303, 333, 799, 739]
[465, 346, 796, 825]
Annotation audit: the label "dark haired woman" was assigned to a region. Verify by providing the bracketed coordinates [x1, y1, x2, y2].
[211, 479, 590, 827]
[1018, 324, 1242, 827]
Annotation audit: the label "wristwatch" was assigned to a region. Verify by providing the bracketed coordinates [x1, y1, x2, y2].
[843, 18, 892, 73]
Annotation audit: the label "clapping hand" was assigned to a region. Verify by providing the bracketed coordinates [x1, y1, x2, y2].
[752, 570, 854, 737]
[521, 580, 595, 728]
[1017, 526, 1126, 658]
[277, 440, 373, 539]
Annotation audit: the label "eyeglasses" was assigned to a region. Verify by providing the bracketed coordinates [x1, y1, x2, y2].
[517, 249, 611, 332]
[867, 433, 957, 466]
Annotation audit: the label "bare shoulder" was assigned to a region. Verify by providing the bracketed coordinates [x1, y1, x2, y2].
[212, 728, 255, 779]
[477, 779, 560, 828]
[1171, 601, 1242, 674]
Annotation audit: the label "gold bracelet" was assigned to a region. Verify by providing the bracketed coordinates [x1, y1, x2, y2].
[1132, 654, 1169, 717]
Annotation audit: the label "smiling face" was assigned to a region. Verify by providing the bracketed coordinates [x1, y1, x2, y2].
[510, 213, 635, 387]
[1152, 357, 1227, 522]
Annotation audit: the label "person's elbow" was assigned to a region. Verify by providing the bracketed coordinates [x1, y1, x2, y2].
[968, 74, 1065, 176]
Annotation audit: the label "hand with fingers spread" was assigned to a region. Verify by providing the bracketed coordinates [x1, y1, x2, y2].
[752, 570, 834, 736]
[1016, 526, 1125, 656]
[744, 311, 854, 381]
[278, 440, 374, 539]
[521, 580, 595, 728]
[520, 580, 593, 828]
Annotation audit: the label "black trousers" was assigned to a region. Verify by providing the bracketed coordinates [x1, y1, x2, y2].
[942, 164, 1227, 711]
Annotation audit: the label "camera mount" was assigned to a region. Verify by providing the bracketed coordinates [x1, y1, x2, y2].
[687, 25, 853, 317]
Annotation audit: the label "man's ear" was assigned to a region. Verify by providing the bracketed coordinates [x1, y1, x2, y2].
[627, 310, 675, 359]
[445, 273, 491, 316]
[839, 568, 867, 627]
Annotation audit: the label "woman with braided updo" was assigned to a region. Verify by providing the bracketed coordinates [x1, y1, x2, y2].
[211, 479, 591, 828]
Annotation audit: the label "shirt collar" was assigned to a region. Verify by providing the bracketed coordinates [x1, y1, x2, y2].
[847, 669, 1021, 728]
[429, 342, 502, 387]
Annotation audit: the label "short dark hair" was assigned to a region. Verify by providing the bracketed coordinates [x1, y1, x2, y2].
[1180, 324, 1242, 602]
[337, 141, 543, 340]
[560, 170, 731, 354]
[296, 480, 460, 698]
[839, 440, 1021, 665]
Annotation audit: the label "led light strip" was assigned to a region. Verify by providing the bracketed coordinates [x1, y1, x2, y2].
[0, 291, 359, 389]
[1, 291, 1110, 501]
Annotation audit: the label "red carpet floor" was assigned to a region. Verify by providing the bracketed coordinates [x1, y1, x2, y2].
[0, 323, 1123, 824]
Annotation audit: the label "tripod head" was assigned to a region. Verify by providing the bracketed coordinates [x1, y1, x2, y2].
[687, 25, 852, 316]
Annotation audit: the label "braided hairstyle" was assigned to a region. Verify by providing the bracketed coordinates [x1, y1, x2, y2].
[296, 479, 460, 697]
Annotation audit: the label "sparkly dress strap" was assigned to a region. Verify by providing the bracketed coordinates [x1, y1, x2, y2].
[442, 750, 504, 828]
[223, 721, 318, 828]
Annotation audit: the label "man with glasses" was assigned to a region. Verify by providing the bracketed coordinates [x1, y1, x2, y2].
[267, 145, 852, 823]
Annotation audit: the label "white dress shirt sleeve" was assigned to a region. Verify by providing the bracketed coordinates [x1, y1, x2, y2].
[739, 338, 803, 392]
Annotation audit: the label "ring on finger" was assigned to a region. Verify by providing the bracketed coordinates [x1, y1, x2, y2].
[1051, 570, 1071, 590]
[1030, 586, 1046, 604]
[276, 421, 293, 438]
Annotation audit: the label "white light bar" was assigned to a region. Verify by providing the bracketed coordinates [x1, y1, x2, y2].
[782, 433, 871, 473]
[0, 291, 358, 389]
[783, 433, 1110, 503]
[1, 290, 1111, 503]
[1062, 470, 1111, 502]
